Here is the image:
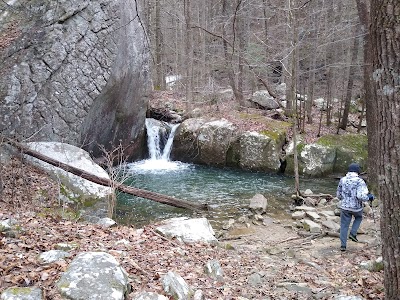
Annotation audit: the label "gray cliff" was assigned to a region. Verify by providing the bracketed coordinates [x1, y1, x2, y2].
[0, 0, 150, 159]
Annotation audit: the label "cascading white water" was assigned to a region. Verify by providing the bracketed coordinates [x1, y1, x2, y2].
[145, 119, 179, 161]
[145, 119, 163, 160]
[161, 124, 179, 160]
[130, 119, 188, 171]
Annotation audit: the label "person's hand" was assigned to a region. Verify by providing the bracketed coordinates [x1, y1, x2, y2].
[367, 193, 375, 201]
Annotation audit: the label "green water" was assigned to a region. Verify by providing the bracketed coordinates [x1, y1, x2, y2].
[116, 160, 338, 229]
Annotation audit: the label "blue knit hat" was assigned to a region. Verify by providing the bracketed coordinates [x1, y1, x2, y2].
[348, 163, 361, 174]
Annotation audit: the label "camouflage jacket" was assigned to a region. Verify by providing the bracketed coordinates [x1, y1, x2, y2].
[336, 172, 369, 212]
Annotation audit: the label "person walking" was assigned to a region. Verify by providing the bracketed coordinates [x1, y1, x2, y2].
[337, 163, 374, 251]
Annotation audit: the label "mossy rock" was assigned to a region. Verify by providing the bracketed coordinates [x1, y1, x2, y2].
[1, 287, 43, 299]
[60, 183, 103, 208]
[259, 118, 291, 145]
[316, 134, 368, 173]
[285, 139, 307, 175]
[260, 128, 287, 146]
[286, 134, 367, 177]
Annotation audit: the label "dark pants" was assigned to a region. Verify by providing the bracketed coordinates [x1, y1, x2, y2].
[340, 209, 363, 248]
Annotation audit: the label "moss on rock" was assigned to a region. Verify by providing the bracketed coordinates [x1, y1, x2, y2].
[316, 134, 368, 173]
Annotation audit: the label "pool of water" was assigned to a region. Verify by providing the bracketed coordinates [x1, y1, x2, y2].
[116, 160, 338, 230]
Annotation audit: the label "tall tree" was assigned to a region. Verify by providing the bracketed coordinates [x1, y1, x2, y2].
[155, 0, 166, 90]
[306, 6, 320, 124]
[184, 0, 193, 112]
[284, 0, 294, 116]
[339, 23, 361, 130]
[355, 0, 378, 188]
[370, 0, 400, 297]
[221, 0, 247, 108]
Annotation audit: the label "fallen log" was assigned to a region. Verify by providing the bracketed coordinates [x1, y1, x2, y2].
[5, 138, 208, 211]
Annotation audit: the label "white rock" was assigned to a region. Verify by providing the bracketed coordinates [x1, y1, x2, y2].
[132, 292, 169, 300]
[204, 260, 224, 282]
[97, 217, 117, 228]
[320, 210, 335, 218]
[162, 271, 192, 300]
[292, 211, 306, 220]
[57, 252, 129, 300]
[155, 217, 217, 244]
[322, 220, 340, 232]
[305, 211, 321, 221]
[303, 189, 313, 196]
[39, 250, 70, 264]
[302, 219, 321, 233]
[26, 142, 112, 199]
[249, 194, 268, 213]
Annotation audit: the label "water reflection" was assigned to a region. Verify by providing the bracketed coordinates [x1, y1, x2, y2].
[116, 161, 338, 229]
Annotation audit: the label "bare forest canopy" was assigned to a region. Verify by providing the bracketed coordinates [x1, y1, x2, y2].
[142, 0, 364, 107]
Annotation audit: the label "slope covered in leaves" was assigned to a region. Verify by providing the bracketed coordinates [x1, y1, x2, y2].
[0, 159, 384, 299]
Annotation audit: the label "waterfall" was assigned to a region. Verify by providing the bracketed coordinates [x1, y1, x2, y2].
[161, 124, 179, 160]
[127, 119, 187, 172]
[145, 119, 179, 161]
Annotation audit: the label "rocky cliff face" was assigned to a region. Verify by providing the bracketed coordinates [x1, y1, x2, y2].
[0, 0, 150, 159]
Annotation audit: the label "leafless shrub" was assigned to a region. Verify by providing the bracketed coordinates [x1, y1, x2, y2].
[98, 143, 131, 219]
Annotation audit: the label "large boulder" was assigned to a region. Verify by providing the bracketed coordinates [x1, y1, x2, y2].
[316, 134, 368, 173]
[25, 142, 112, 219]
[173, 117, 287, 171]
[299, 144, 336, 177]
[236, 131, 284, 172]
[171, 118, 207, 162]
[172, 118, 238, 166]
[250, 90, 280, 109]
[196, 119, 237, 166]
[57, 252, 129, 300]
[0, 0, 150, 160]
[285, 134, 368, 177]
[284, 141, 335, 177]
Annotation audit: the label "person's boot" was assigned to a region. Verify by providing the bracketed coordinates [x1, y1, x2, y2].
[349, 234, 359, 242]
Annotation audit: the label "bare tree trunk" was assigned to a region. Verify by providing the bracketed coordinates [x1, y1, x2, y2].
[236, 0, 247, 109]
[357, 99, 365, 133]
[262, 0, 269, 82]
[200, 0, 207, 87]
[221, 0, 243, 107]
[289, 0, 300, 195]
[339, 24, 361, 130]
[324, 1, 335, 127]
[325, 67, 333, 126]
[306, 8, 319, 124]
[184, 0, 193, 112]
[142, 0, 151, 32]
[371, 0, 400, 297]
[155, 0, 165, 90]
[356, 0, 378, 188]
[293, 114, 300, 196]
[284, 0, 294, 116]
